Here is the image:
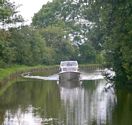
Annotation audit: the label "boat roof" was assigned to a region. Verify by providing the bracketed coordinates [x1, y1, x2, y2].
[60, 61, 78, 67]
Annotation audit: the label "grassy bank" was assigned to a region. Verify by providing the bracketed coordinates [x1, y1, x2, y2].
[0, 65, 58, 80]
[0, 65, 27, 80]
[0, 65, 59, 96]
[80, 63, 103, 67]
[80, 64, 104, 71]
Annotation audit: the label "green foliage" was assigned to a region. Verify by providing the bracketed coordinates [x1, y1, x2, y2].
[39, 26, 78, 63]
[79, 43, 96, 63]
[95, 51, 106, 64]
[9, 26, 48, 65]
[32, 0, 100, 64]
[90, 0, 132, 83]
[0, 0, 24, 29]
[32, 0, 85, 44]
[0, 30, 15, 66]
[32, 0, 63, 27]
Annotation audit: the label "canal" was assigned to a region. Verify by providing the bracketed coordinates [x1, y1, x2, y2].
[0, 70, 132, 125]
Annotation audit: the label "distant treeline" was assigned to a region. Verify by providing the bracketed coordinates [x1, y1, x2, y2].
[0, 26, 102, 67]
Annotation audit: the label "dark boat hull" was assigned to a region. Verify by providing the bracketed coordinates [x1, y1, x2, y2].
[59, 72, 80, 88]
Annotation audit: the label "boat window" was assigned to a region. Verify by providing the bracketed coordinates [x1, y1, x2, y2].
[60, 61, 78, 67]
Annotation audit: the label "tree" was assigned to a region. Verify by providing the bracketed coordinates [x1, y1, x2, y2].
[79, 43, 96, 63]
[0, 0, 24, 29]
[0, 0, 24, 67]
[0, 29, 16, 67]
[32, 0, 100, 65]
[9, 26, 47, 65]
[32, 0, 92, 45]
[32, 0, 63, 28]
[89, 0, 132, 83]
[39, 26, 78, 63]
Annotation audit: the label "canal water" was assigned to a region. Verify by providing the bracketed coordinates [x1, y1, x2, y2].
[0, 71, 132, 125]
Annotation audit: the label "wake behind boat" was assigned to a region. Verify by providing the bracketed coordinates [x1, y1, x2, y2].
[59, 61, 80, 87]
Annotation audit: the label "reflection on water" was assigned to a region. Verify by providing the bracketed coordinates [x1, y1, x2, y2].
[0, 75, 132, 125]
[60, 80, 117, 125]
[4, 106, 42, 125]
[4, 105, 60, 125]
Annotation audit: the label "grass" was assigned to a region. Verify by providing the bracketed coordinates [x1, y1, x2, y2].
[0, 65, 27, 80]
[0, 65, 43, 80]
[0, 65, 58, 80]
[0, 64, 59, 96]
[79, 63, 103, 67]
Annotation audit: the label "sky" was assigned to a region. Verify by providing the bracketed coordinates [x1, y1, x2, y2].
[10, 0, 52, 24]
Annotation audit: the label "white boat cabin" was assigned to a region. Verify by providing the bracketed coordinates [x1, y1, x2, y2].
[59, 61, 79, 72]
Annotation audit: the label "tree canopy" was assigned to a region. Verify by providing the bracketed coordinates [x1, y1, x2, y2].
[32, 0, 132, 83]
[0, 0, 23, 29]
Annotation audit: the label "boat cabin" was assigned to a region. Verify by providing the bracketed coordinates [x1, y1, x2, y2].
[59, 61, 79, 73]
